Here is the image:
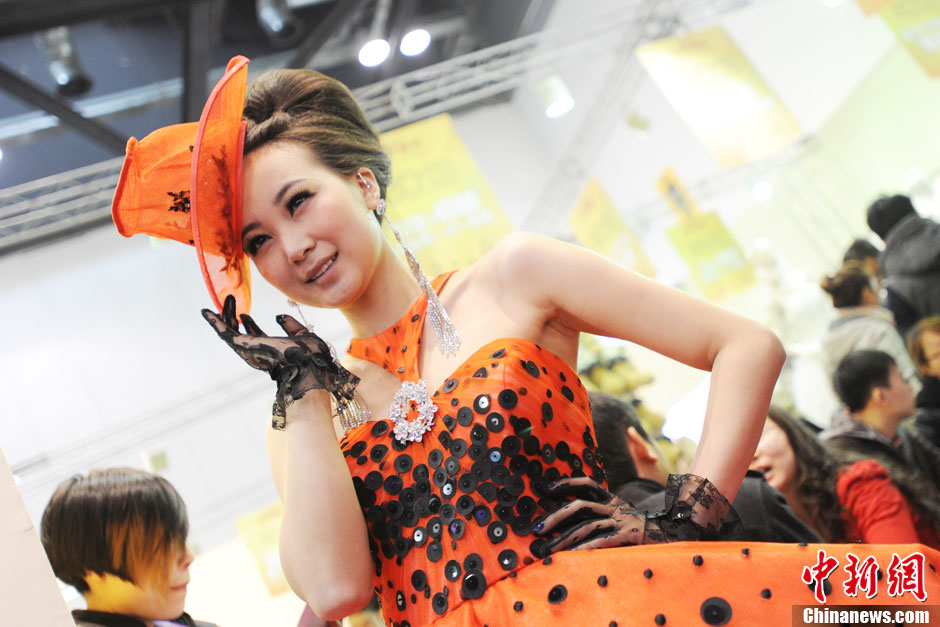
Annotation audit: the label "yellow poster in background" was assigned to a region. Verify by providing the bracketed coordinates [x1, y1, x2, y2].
[236, 503, 290, 596]
[657, 168, 701, 219]
[381, 114, 514, 276]
[666, 212, 754, 300]
[636, 26, 802, 168]
[855, 0, 896, 15]
[568, 178, 655, 277]
[881, 0, 940, 77]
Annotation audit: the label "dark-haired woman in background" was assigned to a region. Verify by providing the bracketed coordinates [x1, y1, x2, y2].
[40, 468, 217, 627]
[820, 263, 920, 392]
[750, 407, 939, 547]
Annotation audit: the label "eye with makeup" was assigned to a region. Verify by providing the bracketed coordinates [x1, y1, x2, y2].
[244, 233, 270, 257]
[286, 190, 312, 216]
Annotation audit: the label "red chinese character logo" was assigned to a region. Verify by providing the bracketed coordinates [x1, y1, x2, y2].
[802, 549, 839, 603]
[843, 553, 879, 599]
[886, 552, 927, 602]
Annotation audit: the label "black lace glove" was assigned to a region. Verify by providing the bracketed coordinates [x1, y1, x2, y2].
[532, 474, 742, 554]
[202, 295, 360, 430]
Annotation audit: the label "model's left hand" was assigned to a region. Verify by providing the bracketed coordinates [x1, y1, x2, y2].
[532, 477, 649, 553]
[533, 474, 741, 555]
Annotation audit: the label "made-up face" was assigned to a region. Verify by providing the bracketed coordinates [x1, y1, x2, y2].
[241, 140, 384, 309]
[750, 418, 798, 496]
[86, 544, 194, 623]
[919, 330, 940, 379]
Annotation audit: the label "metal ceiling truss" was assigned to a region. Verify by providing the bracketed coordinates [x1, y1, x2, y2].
[0, 157, 125, 254]
[0, 0, 775, 257]
[0, 63, 127, 154]
[0, 12, 468, 148]
[0, 0, 215, 152]
[286, 0, 370, 69]
[520, 0, 775, 236]
[0, 0, 193, 38]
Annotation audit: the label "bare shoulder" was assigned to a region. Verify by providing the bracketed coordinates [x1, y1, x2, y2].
[470, 232, 560, 303]
[437, 233, 560, 344]
[482, 231, 559, 273]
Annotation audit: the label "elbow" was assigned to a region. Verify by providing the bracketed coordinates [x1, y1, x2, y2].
[282, 544, 375, 621]
[306, 579, 374, 621]
[758, 328, 787, 372]
[734, 325, 785, 372]
[766, 330, 787, 372]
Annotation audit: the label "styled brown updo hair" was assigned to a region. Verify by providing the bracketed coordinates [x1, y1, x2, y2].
[820, 263, 873, 309]
[243, 69, 392, 198]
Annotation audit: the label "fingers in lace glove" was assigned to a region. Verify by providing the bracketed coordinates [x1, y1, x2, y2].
[540, 476, 613, 503]
[201, 296, 361, 430]
[202, 301, 280, 372]
[547, 512, 650, 553]
[275, 314, 308, 336]
[532, 478, 647, 554]
[532, 474, 741, 555]
[239, 312, 266, 337]
[269, 313, 358, 402]
[537, 505, 645, 553]
[532, 477, 617, 535]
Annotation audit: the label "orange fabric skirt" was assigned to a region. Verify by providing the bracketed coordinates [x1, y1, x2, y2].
[435, 542, 940, 626]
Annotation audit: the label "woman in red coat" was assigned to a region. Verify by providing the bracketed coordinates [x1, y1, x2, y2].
[750, 406, 940, 546]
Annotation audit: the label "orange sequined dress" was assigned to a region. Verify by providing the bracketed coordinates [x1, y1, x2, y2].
[341, 274, 940, 626]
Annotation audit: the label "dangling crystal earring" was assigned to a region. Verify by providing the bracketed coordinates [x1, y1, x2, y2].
[286, 298, 372, 432]
[375, 198, 461, 358]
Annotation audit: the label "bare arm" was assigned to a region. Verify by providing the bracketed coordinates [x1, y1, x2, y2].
[267, 392, 374, 620]
[201, 300, 373, 620]
[490, 232, 785, 502]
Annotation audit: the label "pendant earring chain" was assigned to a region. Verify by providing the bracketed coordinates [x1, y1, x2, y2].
[376, 198, 461, 358]
[286, 298, 372, 431]
[286, 298, 314, 329]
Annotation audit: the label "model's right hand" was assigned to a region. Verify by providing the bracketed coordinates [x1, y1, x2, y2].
[202, 295, 360, 425]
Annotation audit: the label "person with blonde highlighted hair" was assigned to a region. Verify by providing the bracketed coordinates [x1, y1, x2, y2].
[40, 468, 216, 627]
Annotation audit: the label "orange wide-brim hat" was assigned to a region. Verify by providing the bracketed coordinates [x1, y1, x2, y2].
[112, 55, 251, 316]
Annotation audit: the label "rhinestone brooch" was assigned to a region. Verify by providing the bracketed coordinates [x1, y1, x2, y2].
[390, 380, 437, 443]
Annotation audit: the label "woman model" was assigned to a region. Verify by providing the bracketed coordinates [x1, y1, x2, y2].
[113, 57, 938, 625]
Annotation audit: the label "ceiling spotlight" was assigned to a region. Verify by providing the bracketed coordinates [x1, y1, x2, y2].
[400, 28, 431, 56]
[37, 27, 93, 98]
[359, 38, 391, 67]
[257, 0, 304, 48]
[536, 75, 575, 119]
